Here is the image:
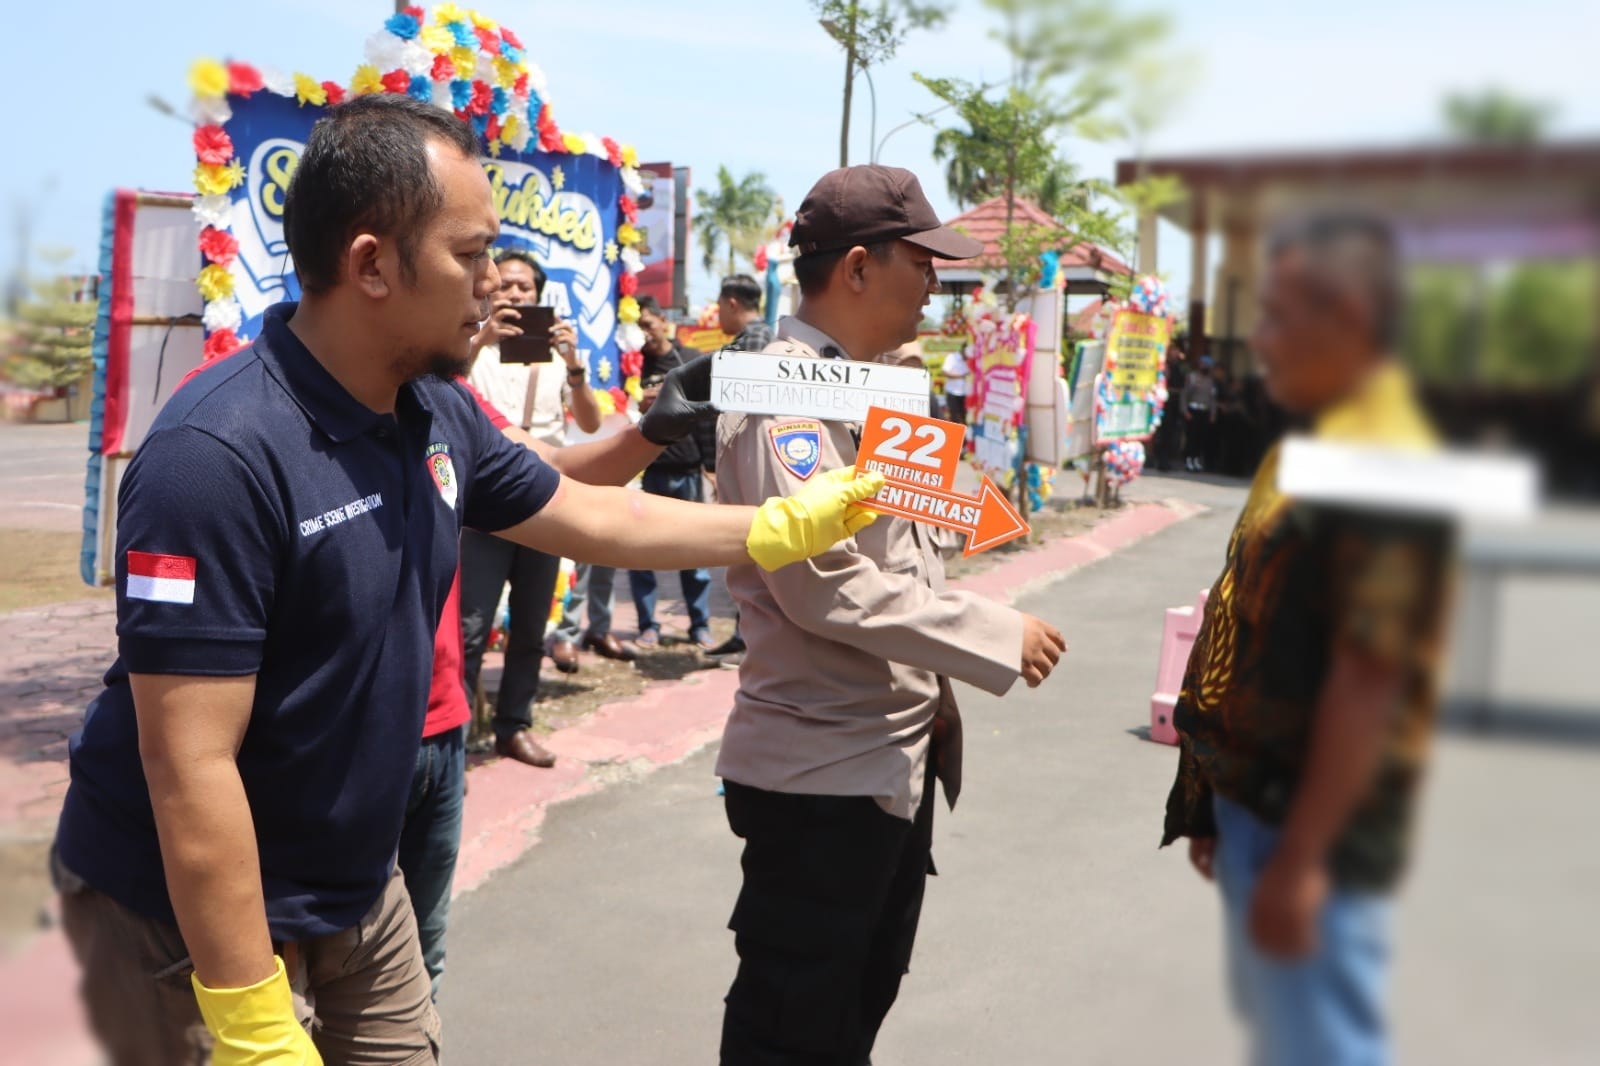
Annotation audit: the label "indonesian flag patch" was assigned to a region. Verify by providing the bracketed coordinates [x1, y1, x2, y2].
[126, 551, 197, 605]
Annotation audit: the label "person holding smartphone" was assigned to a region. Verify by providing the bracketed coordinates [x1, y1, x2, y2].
[462, 250, 599, 768]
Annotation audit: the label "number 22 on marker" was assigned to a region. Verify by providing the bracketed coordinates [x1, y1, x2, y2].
[857, 407, 965, 491]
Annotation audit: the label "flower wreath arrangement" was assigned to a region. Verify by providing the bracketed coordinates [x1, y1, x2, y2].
[186, 4, 648, 417]
[1088, 275, 1171, 487]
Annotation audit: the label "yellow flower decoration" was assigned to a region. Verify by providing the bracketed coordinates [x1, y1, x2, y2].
[593, 390, 616, 417]
[451, 46, 477, 75]
[293, 73, 327, 107]
[433, 2, 465, 24]
[197, 264, 235, 303]
[468, 9, 497, 30]
[350, 64, 384, 96]
[617, 222, 642, 248]
[189, 58, 228, 100]
[603, 242, 619, 264]
[617, 296, 641, 324]
[420, 25, 454, 54]
[621, 145, 639, 169]
[492, 57, 517, 88]
[194, 161, 245, 196]
[595, 358, 612, 383]
[499, 114, 521, 146]
[624, 376, 643, 404]
[486, 139, 502, 158]
[561, 132, 586, 155]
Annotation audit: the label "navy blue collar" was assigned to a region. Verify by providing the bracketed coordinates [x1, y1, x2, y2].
[256, 303, 432, 444]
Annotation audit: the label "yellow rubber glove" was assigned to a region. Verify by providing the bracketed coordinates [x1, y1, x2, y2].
[747, 465, 886, 571]
[193, 957, 322, 1066]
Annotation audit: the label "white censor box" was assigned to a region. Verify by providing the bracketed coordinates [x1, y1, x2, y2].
[711, 349, 930, 423]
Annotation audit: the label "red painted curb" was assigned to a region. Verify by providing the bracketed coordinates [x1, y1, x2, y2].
[452, 500, 1200, 900]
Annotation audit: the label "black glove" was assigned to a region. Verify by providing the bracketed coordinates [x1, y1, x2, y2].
[638, 354, 719, 445]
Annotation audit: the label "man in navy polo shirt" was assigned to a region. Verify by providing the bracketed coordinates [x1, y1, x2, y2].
[52, 94, 881, 1066]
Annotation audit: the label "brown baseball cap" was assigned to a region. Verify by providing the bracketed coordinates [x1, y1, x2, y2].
[789, 165, 983, 260]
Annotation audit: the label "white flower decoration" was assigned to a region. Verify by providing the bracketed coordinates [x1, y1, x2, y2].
[190, 95, 232, 125]
[364, 32, 407, 72]
[619, 166, 644, 196]
[192, 195, 234, 228]
[619, 248, 644, 274]
[399, 41, 433, 76]
[616, 322, 645, 352]
[203, 298, 244, 333]
[259, 65, 295, 97]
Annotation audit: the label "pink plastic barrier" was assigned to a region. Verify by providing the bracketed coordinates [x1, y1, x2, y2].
[1149, 589, 1208, 745]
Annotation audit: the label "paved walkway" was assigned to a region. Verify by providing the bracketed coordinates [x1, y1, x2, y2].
[0, 477, 1204, 1065]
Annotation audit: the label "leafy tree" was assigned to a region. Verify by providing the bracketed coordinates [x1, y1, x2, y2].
[917, 0, 1168, 309]
[1484, 261, 1595, 386]
[2, 249, 95, 391]
[692, 167, 779, 277]
[1443, 88, 1553, 145]
[811, 0, 950, 166]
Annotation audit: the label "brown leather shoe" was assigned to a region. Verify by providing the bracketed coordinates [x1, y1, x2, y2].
[494, 730, 557, 768]
[581, 631, 638, 662]
[547, 639, 580, 674]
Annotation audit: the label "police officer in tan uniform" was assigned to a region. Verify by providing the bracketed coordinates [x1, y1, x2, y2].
[714, 165, 1068, 1065]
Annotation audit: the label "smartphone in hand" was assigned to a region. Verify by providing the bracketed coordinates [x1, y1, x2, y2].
[500, 305, 556, 363]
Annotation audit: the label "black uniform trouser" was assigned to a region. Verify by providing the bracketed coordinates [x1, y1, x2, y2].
[720, 779, 936, 1066]
[458, 527, 561, 740]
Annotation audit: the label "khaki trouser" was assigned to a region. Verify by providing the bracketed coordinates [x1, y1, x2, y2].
[55, 855, 440, 1066]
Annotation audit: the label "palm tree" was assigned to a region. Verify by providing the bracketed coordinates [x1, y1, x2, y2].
[693, 167, 779, 277]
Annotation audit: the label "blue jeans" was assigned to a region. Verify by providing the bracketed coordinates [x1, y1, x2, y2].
[397, 725, 466, 998]
[1213, 794, 1393, 1066]
[630, 468, 711, 635]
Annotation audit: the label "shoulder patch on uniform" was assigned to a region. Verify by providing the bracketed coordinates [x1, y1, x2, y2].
[768, 420, 822, 480]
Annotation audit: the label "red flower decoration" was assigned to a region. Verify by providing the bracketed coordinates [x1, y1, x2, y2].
[601, 137, 623, 168]
[609, 386, 629, 410]
[485, 114, 501, 143]
[381, 69, 411, 94]
[513, 72, 529, 95]
[203, 328, 242, 362]
[227, 62, 264, 97]
[193, 125, 234, 166]
[403, 4, 424, 17]
[619, 194, 638, 224]
[501, 26, 524, 49]
[198, 226, 240, 267]
[468, 80, 492, 116]
[618, 272, 638, 296]
[322, 81, 346, 106]
[537, 104, 564, 152]
[474, 26, 500, 52]
[431, 53, 455, 81]
[619, 349, 643, 379]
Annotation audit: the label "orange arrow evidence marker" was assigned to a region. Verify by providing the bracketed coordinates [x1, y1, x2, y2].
[857, 406, 1029, 556]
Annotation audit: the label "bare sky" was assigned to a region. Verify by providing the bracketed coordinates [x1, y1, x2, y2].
[5, 0, 1596, 306]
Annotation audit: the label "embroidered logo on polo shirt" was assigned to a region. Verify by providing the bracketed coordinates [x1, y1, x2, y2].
[425, 442, 458, 510]
[769, 420, 822, 481]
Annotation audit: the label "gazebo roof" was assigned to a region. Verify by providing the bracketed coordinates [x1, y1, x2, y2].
[944, 195, 1133, 276]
